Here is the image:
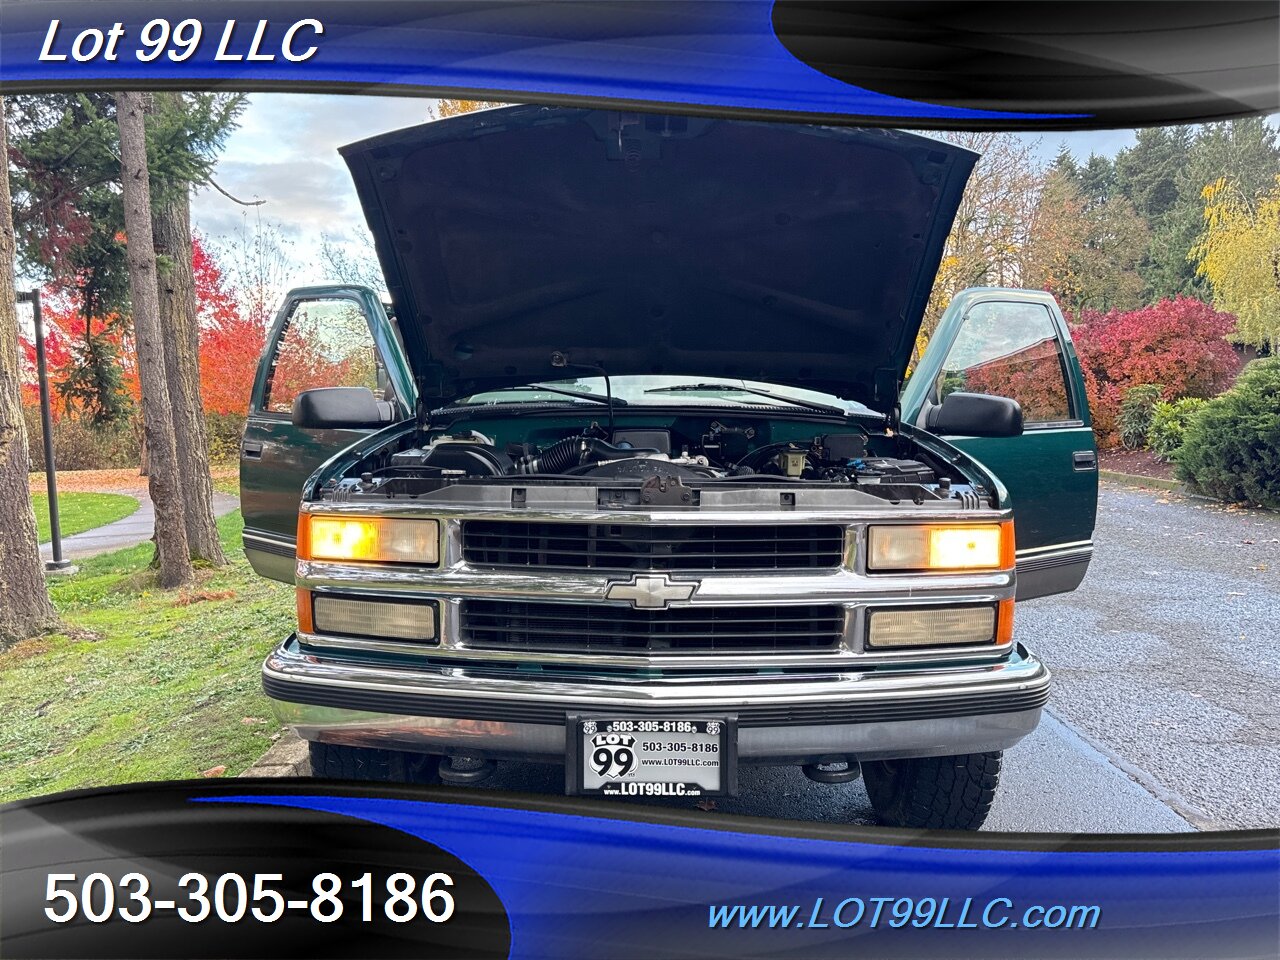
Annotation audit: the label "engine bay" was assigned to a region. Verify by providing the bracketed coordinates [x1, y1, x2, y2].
[322, 413, 992, 511]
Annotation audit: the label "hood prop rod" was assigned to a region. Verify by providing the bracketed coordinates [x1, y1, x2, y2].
[550, 351, 616, 437]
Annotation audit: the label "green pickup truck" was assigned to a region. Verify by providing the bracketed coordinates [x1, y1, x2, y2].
[240, 105, 1097, 829]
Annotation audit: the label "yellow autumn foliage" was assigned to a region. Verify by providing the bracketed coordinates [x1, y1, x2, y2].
[434, 99, 506, 119]
[1192, 176, 1280, 351]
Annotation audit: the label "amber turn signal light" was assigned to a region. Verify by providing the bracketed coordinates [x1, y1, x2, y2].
[297, 515, 440, 565]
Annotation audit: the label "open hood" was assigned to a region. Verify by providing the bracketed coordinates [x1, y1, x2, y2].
[342, 106, 976, 412]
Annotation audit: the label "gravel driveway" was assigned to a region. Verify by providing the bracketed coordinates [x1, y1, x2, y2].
[1020, 482, 1280, 829]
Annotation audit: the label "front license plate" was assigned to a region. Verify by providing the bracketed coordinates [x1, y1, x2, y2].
[567, 716, 737, 797]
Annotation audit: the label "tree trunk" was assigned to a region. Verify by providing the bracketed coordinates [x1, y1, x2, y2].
[149, 101, 225, 564]
[115, 91, 192, 589]
[0, 96, 59, 646]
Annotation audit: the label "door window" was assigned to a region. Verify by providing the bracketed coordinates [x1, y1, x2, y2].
[936, 301, 1073, 424]
[263, 298, 383, 414]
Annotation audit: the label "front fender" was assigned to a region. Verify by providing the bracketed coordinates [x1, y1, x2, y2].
[901, 422, 1011, 510]
[301, 419, 417, 502]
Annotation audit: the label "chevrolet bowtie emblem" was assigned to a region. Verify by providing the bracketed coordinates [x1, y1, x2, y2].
[604, 574, 696, 609]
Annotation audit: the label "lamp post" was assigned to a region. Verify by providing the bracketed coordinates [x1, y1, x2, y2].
[17, 289, 73, 573]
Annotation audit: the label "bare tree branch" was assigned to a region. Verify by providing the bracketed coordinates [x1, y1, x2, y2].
[204, 177, 265, 206]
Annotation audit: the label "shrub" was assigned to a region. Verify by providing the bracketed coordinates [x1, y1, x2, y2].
[1118, 384, 1163, 450]
[205, 412, 248, 465]
[23, 406, 141, 472]
[1148, 397, 1207, 460]
[1073, 297, 1240, 447]
[1079, 364, 1115, 443]
[1175, 357, 1280, 509]
[23, 404, 246, 470]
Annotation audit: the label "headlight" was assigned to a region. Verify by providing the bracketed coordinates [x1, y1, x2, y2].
[300, 515, 439, 565]
[307, 594, 438, 643]
[867, 522, 1012, 572]
[867, 605, 995, 649]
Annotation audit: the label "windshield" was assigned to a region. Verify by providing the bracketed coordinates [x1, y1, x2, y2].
[453, 375, 874, 414]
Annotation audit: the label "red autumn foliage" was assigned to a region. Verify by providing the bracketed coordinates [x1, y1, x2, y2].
[19, 286, 131, 417]
[194, 236, 265, 416]
[265, 335, 355, 412]
[20, 237, 267, 423]
[17, 297, 73, 411]
[963, 338, 1073, 424]
[1071, 296, 1240, 446]
[259, 299, 379, 413]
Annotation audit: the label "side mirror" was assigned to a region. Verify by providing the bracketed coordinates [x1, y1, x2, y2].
[927, 392, 1023, 438]
[292, 387, 390, 429]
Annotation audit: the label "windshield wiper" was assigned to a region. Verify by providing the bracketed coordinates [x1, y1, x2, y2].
[476, 384, 628, 406]
[642, 383, 848, 417]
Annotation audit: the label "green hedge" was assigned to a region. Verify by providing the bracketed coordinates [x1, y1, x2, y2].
[1148, 397, 1207, 460]
[1176, 357, 1280, 509]
[1118, 384, 1163, 451]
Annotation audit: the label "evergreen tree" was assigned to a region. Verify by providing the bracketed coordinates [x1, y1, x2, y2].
[1077, 154, 1116, 209]
[146, 91, 245, 565]
[6, 95, 133, 423]
[116, 91, 193, 589]
[1116, 120, 1280, 300]
[1114, 126, 1193, 223]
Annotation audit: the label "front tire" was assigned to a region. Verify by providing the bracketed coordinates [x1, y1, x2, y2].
[863, 752, 1001, 830]
[308, 742, 441, 784]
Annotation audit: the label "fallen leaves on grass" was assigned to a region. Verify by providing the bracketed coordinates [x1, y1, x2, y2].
[174, 590, 237, 607]
[0, 634, 57, 666]
[200, 765, 227, 778]
[27, 468, 146, 494]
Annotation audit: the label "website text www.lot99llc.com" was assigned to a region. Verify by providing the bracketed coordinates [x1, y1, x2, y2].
[709, 896, 1102, 931]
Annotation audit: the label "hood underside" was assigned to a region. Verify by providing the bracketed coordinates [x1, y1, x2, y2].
[342, 106, 976, 411]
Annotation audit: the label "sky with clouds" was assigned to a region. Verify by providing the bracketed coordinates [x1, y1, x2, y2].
[189, 93, 1146, 296]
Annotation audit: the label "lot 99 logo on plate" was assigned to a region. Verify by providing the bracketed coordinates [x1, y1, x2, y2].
[589, 733, 636, 780]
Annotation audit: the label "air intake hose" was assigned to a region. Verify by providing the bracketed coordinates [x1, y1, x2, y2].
[523, 436, 659, 474]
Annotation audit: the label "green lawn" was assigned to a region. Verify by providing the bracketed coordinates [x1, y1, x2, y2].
[0, 511, 294, 804]
[31, 492, 140, 543]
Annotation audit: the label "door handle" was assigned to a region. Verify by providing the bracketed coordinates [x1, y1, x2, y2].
[1072, 450, 1097, 471]
[242, 441, 264, 460]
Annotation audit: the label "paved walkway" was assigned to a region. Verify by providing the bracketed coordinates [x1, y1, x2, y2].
[40, 488, 240, 561]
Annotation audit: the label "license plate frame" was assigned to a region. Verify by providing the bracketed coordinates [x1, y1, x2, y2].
[566, 714, 738, 798]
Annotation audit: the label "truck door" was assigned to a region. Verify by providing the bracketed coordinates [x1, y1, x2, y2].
[902, 288, 1098, 600]
[240, 286, 412, 582]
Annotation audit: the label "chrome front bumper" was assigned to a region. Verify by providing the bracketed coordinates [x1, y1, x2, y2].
[264, 638, 1050, 764]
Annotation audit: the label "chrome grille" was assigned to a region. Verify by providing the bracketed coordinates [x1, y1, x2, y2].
[462, 521, 844, 572]
[460, 600, 844, 654]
